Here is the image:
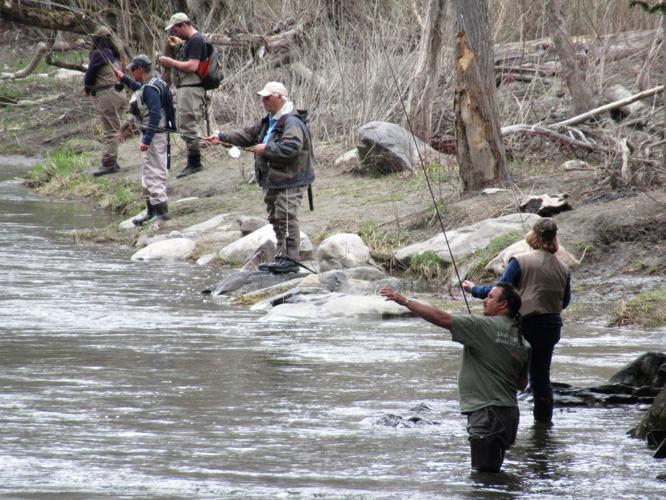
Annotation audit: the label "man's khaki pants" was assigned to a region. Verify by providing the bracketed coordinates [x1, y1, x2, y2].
[93, 88, 127, 167]
[264, 186, 305, 261]
[175, 86, 205, 154]
[141, 133, 168, 205]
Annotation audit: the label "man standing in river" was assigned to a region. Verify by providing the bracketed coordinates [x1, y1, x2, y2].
[380, 283, 530, 473]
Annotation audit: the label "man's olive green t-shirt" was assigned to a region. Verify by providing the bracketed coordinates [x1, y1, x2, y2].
[450, 314, 530, 413]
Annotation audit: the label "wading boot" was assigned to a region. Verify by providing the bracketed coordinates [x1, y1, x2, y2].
[131, 200, 154, 226]
[152, 202, 171, 222]
[533, 396, 554, 424]
[176, 151, 204, 178]
[264, 257, 300, 274]
[470, 436, 505, 473]
[91, 161, 120, 177]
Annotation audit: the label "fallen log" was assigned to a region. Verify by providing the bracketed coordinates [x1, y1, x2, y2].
[501, 124, 610, 153]
[550, 85, 663, 128]
[0, 42, 48, 80]
[205, 15, 312, 52]
[44, 53, 86, 72]
[605, 84, 649, 121]
[7, 94, 66, 107]
[495, 29, 659, 66]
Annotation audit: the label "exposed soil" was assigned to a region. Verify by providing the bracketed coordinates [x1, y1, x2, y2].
[1, 43, 665, 326]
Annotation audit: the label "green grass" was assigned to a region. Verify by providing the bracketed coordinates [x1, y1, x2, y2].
[26, 148, 142, 216]
[611, 287, 666, 328]
[26, 148, 92, 187]
[407, 251, 448, 281]
[464, 231, 522, 282]
[358, 219, 410, 263]
[0, 80, 25, 102]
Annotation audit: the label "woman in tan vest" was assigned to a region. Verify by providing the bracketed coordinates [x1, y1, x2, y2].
[463, 218, 571, 424]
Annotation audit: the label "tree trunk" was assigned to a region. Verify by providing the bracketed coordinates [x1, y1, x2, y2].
[662, 13, 666, 171]
[405, 0, 447, 143]
[452, 0, 506, 191]
[545, 0, 595, 115]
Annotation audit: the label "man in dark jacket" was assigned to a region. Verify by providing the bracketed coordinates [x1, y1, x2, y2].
[205, 81, 315, 274]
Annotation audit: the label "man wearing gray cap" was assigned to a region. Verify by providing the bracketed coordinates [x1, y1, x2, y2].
[463, 218, 572, 425]
[158, 12, 207, 178]
[114, 55, 173, 224]
[204, 81, 315, 274]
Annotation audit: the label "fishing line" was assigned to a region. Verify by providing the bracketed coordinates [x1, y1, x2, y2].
[379, 31, 471, 314]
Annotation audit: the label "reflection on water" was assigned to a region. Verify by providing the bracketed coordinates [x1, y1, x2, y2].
[1, 157, 665, 498]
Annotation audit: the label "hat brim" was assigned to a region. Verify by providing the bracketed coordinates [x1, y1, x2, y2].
[165, 23, 177, 31]
[257, 90, 273, 97]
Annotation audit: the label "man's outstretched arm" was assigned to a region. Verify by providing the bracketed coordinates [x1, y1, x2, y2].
[379, 287, 453, 330]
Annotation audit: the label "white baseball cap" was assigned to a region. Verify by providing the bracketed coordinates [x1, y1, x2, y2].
[257, 81, 288, 97]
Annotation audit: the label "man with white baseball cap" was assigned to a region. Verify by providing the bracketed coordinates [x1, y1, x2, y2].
[205, 81, 315, 274]
[256, 81, 288, 97]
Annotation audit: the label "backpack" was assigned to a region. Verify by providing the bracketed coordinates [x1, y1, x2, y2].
[196, 42, 223, 90]
[145, 76, 177, 131]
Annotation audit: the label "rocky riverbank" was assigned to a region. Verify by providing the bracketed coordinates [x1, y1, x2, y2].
[2, 58, 665, 326]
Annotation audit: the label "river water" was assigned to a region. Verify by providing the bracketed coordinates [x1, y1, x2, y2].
[1, 157, 665, 498]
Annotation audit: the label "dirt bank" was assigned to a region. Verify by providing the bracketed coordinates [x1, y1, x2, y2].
[2, 48, 665, 328]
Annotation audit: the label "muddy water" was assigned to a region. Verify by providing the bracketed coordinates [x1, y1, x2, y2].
[1, 157, 665, 498]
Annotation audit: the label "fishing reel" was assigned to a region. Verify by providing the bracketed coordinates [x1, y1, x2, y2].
[166, 36, 184, 48]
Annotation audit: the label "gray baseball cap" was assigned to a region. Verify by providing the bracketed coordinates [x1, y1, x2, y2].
[127, 54, 152, 71]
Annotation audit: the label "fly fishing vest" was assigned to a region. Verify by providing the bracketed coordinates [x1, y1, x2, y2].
[91, 62, 120, 94]
[514, 250, 569, 317]
[131, 76, 168, 131]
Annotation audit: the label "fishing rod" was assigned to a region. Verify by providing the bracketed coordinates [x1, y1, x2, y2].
[379, 37, 472, 314]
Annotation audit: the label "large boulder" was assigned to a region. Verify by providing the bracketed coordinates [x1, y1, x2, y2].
[395, 213, 541, 264]
[237, 215, 268, 235]
[318, 233, 371, 271]
[630, 386, 666, 454]
[181, 213, 237, 239]
[357, 121, 444, 175]
[609, 352, 666, 388]
[195, 230, 242, 249]
[485, 239, 581, 274]
[130, 238, 196, 262]
[205, 270, 309, 296]
[258, 292, 412, 322]
[319, 266, 399, 294]
[218, 224, 312, 265]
